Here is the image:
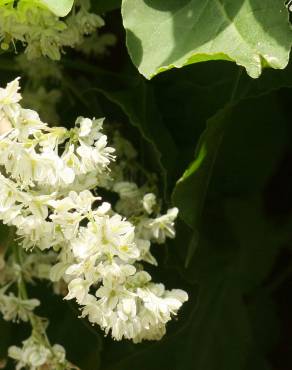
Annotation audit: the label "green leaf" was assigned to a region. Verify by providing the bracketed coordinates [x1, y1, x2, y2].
[122, 0, 292, 79]
[209, 96, 289, 196]
[173, 93, 289, 265]
[176, 280, 253, 370]
[170, 195, 287, 370]
[223, 197, 289, 293]
[246, 293, 280, 355]
[37, 0, 74, 17]
[172, 106, 231, 234]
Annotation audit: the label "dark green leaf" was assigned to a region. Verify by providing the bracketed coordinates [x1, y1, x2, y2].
[172, 106, 231, 230]
[173, 92, 290, 265]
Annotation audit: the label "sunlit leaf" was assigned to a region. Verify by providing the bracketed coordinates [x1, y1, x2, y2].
[37, 0, 74, 17]
[122, 0, 292, 79]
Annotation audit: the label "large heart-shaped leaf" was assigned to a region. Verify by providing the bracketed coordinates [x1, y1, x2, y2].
[122, 0, 292, 79]
[37, 0, 74, 17]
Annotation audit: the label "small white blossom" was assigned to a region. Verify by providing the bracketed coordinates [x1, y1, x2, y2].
[148, 207, 179, 243]
[0, 291, 39, 322]
[142, 193, 157, 214]
[9, 341, 50, 370]
[64, 278, 91, 304]
[0, 78, 21, 106]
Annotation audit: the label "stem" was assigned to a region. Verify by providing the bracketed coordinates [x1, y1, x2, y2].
[11, 243, 51, 345]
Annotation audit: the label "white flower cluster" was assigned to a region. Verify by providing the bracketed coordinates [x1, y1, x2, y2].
[0, 78, 188, 343]
[9, 335, 74, 370]
[0, 0, 104, 60]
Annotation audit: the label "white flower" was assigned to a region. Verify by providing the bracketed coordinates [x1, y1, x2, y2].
[95, 280, 122, 310]
[77, 116, 95, 138]
[34, 149, 75, 186]
[0, 78, 21, 106]
[77, 135, 115, 174]
[127, 271, 152, 288]
[97, 261, 136, 284]
[0, 292, 40, 322]
[15, 216, 54, 249]
[38, 127, 68, 150]
[80, 294, 104, 325]
[135, 238, 157, 265]
[13, 108, 46, 140]
[97, 214, 140, 261]
[117, 297, 137, 319]
[50, 211, 82, 240]
[148, 207, 179, 243]
[95, 201, 111, 215]
[142, 193, 156, 214]
[50, 262, 72, 282]
[65, 254, 99, 282]
[62, 144, 82, 173]
[64, 277, 91, 304]
[0, 175, 20, 210]
[27, 194, 54, 219]
[70, 226, 99, 259]
[49, 190, 97, 214]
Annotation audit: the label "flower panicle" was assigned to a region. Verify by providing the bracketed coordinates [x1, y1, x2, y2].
[0, 78, 188, 349]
